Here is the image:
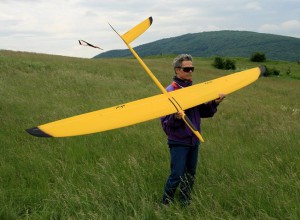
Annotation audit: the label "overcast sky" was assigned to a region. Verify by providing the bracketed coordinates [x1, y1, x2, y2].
[1, 0, 300, 58]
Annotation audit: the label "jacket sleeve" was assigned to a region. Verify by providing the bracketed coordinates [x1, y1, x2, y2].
[161, 114, 185, 133]
[198, 100, 219, 118]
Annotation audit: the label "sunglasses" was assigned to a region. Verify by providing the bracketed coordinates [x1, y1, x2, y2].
[181, 67, 195, 72]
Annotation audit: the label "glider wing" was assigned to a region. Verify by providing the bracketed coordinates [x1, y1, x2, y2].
[26, 66, 264, 138]
[170, 66, 265, 110]
[27, 93, 174, 137]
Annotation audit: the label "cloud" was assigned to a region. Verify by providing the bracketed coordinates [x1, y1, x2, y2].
[281, 20, 300, 30]
[0, 0, 299, 58]
[259, 20, 300, 37]
[244, 2, 262, 10]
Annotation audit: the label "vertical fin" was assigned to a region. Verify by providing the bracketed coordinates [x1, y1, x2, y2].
[122, 17, 152, 44]
[109, 17, 153, 44]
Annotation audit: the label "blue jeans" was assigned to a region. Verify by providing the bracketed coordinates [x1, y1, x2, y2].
[162, 143, 199, 204]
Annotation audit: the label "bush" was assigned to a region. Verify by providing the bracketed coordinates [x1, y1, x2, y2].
[212, 56, 236, 70]
[264, 66, 280, 77]
[212, 56, 224, 69]
[224, 59, 236, 70]
[250, 52, 266, 62]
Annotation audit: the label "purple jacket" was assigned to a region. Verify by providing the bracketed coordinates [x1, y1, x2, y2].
[161, 76, 218, 146]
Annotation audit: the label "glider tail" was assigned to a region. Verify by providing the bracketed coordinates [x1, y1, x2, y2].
[122, 17, 153, 44]
[109, 17, 166, 94]
[110, 17, 205, 142]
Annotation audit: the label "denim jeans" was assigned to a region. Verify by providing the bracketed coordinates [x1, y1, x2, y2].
[162, 143, 199, 204]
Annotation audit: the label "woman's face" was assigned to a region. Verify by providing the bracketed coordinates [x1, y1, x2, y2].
[175, 60, 194, 81]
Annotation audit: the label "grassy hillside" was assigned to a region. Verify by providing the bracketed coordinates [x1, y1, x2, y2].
[95, 31, 300, 62]
[0, 50, 299, 219]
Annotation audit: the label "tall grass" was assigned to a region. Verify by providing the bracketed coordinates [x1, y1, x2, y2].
[0, 50, 299, 219]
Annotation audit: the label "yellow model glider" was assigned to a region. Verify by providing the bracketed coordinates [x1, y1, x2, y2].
[26, 17, 265, 141]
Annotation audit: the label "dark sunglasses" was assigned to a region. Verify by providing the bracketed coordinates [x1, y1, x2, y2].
[181, 67, 195, 72]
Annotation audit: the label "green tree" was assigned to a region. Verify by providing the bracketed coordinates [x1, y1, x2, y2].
[265, 66, 280, 77]
[212, 56, 224, 69]
[212, 56, 236, 70]
[250, 52, 266, 62]
[224, 59, 236, 70]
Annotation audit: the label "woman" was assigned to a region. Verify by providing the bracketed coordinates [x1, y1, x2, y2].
[161, 54, 225, 205]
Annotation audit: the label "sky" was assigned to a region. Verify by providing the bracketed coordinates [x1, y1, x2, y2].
[1, 0, 300, 58]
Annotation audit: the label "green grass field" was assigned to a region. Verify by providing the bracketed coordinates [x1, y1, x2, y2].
[0, 50, 299, 219]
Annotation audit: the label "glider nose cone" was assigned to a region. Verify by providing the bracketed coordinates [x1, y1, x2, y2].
[26, 127, 52, 137]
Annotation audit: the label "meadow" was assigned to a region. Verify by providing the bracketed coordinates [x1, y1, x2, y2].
[0, 50, 299, 219]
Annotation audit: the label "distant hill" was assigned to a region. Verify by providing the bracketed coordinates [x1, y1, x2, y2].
[94, 30, 300, 61]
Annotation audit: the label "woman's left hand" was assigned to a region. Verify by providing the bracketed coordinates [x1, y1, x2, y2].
[215, 94, 226, 104]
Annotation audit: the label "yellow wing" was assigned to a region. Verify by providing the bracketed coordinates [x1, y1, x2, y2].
[27, 93, 173, 137]
[26, 66, 264, 137]
[170, 66, 265, 110]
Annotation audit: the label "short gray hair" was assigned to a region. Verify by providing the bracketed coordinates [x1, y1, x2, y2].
[172, 54, 193, 69]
